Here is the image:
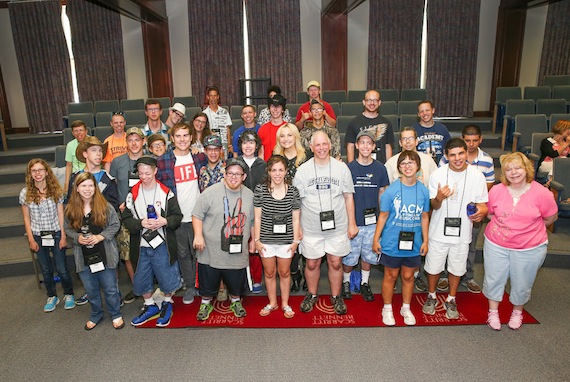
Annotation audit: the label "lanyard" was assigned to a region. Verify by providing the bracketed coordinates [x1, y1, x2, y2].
[445, 167, 467, 218]
[313, 159, 333, 212]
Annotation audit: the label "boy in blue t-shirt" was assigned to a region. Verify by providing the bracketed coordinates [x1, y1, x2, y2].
[342, 131, 389, 301]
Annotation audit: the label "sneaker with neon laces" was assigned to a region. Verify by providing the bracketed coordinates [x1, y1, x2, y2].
[400, 308, 416, 326]
[300, 293, 318, 313]
[462, 279, 482, 293]
[342, 281, 352, 300]
[44, 296, 59, 312]
[131, 304, 160, 326]
[422, 295, 437, 315]
[63, 295, 75, 310]
[196, 303, 214, 321]
[487, 310, 501, 331]
[156, 301, 173, 327]
[230, 300, 247, 318]
[360, 283, 374, 301]
[382, 308, 395, 326]
[437, 277, 449, 292]
[508, 309, 523, 330]
[75, 293, 88, 306]
[445, 299, 459, 319]
[414, 276, 428, 292]
[331, 296, 347, 315]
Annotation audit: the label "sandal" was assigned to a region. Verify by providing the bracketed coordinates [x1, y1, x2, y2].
[283, 305, 295, 319]
[112, 317, 125, 330]
[84, 319, 100, 331]
[259, 304, 278, 317]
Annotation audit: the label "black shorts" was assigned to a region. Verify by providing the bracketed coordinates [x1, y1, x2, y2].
[198, 263, 246, 298]
[379, 253, 422, 269]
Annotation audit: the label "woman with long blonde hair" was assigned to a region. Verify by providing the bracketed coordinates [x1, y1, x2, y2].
[20, 159, 75, 312]
[65, 172, 123, 330]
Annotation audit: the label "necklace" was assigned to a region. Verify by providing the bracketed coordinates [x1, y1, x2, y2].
[508, 183, 531, 207]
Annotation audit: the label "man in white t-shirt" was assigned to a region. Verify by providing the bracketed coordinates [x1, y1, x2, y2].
[293, 130, 358, 315]
[422, 138, 488, 320]
[202, 86, 233, 157]
[156, 123, 207, 305]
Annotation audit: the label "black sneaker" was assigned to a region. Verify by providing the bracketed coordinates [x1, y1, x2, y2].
[342, 281, 352, 299]
[360, 283, 374, 301]
[123, 290, 136, 304]
[414, 276, 428, 292]
[300, 293, 318, 313]
[290, 272, 302, 293]
[331, 295, 347, 315]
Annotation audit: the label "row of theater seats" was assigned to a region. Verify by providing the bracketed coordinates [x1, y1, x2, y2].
[67, 101, 430, 131]
[295, 88, 427, 104]
[68, 96, 198, 115]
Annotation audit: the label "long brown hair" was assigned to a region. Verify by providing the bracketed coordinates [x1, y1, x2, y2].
[24, 159, 63, 204]
[65, 172, 109, 230]
[264, 155, 291, 191]
[190, 112, 211, 145]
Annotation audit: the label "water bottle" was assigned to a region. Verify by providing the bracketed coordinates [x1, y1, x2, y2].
[466, 202, 477, 217]
[81, 225, 94, 249]
[53, 275, 61, 283]
[147, 205, 157, 219]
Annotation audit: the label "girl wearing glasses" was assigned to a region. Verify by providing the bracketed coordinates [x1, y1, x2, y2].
[372, 150, 430, 326]
[21, 159, 75, 312]
[190, 112, 212, 154]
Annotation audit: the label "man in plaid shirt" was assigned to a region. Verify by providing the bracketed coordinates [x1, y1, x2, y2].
[157, 123, 206, 305]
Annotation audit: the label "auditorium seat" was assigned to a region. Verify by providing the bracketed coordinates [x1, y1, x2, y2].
[347, 90, 366, 102]
[378, 89, 399, 102]
[63, 126, 92, 145]
[384, 114, 399, 133]
[400, 88, 426, 101]
[550, 113, 570, 130]
[524, 86, 551, 101]
[551, 157, 570, 221]
[398, 101, 419, 115]
[511, 114, 547, 154]
[493, 87, 522, 133]
[527, 132, 553, 184]
[544, 75, 570, 87]
[173, 96, 197, 108]
[124, 110, 147, 126]
[323, 90, 347, 104]
[536, 99, 566, 118]
[379, 101, 397, 116]
[287, 103, 302, 120]
[340, 102, 363, 116]
[94, 100, 119, 114]
[552, 86, 570, 111]
[336, 116, 352, 134]
[68, 112, 94, 128]
[399, 114, 419, 130]
[296, 91, 309, 104]
[500, 99, 534, 150]
[121, 99, 144, 111]
[95, 111, 112, 127]
[93, 126, 113, 142]
[68, 101, 93, 115]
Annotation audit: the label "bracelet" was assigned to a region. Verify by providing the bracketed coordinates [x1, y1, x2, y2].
[254, 238, 260, 242]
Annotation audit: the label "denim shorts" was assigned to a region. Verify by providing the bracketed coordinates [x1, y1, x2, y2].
[133, 243, 182, 296]
[342, 225, 379, 266]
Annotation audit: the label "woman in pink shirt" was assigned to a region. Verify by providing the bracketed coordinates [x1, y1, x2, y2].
[483, 152, 558, 331]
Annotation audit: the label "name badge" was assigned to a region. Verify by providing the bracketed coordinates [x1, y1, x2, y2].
[85, 252, 105, 273]
[320, 210, 336, 231]
[273, 215, 287, 234]
[364, 207, 377, 226]
[98, 182, 107, 193]
[89, 262, 105, 273]
[371, 152, 377, 160]
[142, 229, 164, 249]
[398, 231, 414, 251]
[444, 217, 461, 237]
[41, 231, 55, 247]
[229, 235, 243, 254]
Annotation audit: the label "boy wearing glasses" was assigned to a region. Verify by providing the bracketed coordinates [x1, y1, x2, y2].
[142, 99, 169, 142]
[345, 90, 394, 163]
[199, 135, 226, 192]
[300, 99, 342, 160]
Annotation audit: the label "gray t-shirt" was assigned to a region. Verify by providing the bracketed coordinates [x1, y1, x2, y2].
[192, 182, 253, 269]
[293, 158, 355, 238]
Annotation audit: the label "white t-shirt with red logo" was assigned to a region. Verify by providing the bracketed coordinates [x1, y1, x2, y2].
[174, 153, 200, 222]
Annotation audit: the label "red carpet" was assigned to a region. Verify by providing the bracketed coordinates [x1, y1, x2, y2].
[136, 292, 538, 329]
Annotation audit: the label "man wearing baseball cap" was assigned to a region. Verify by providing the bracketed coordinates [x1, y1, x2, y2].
[295, 80, 337, 129]
[109, 127, 147, 303]
[166, 103, 186, 130]
[199, 135, 226, 192]
[192, 157, 254, 321]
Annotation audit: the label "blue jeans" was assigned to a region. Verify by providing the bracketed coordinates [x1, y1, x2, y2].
[34, 232, 73, 297]
[78, 267, 122, 322]
[133, 243, 181, 296]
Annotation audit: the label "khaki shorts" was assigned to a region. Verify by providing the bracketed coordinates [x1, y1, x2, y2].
[117, 225, 130, 261]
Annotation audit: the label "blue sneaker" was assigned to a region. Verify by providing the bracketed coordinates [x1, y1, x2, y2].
[252, 283, 262, 294]
[131, 304, 160, 326]
[156, 301, 173, 327]
[63, 295, 76, 310]
[44, 296, 59, 312]
[75, 293, 89, 306]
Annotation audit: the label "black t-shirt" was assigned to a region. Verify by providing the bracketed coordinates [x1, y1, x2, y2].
[345, 114, 395, 163]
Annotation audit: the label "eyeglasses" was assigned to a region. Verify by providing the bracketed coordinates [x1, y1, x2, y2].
[150, 142, 165, 148]
[399, 161, 416, 167]
[400, 136, 416, 142]
[365, 99, 380, 103]
[147, 108, 160, 112]
[311, 108, 324, 112]
[194, 119, 207, 125]
[206, 147, 221, 152]
[112, 111, 124, 116]
[174, 111, 184, 119]
[31, 169, 46, 174]
[226, 172, 244, 178]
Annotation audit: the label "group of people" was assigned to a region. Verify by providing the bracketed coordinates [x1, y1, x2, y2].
[22, 82, 561, 331]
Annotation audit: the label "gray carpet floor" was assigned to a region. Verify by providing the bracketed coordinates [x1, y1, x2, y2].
[1, 263, 569, 382]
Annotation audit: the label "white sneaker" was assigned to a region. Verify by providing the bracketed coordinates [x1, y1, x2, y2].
[400, 308, 416, 326]
[382, 308, 395, 326]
